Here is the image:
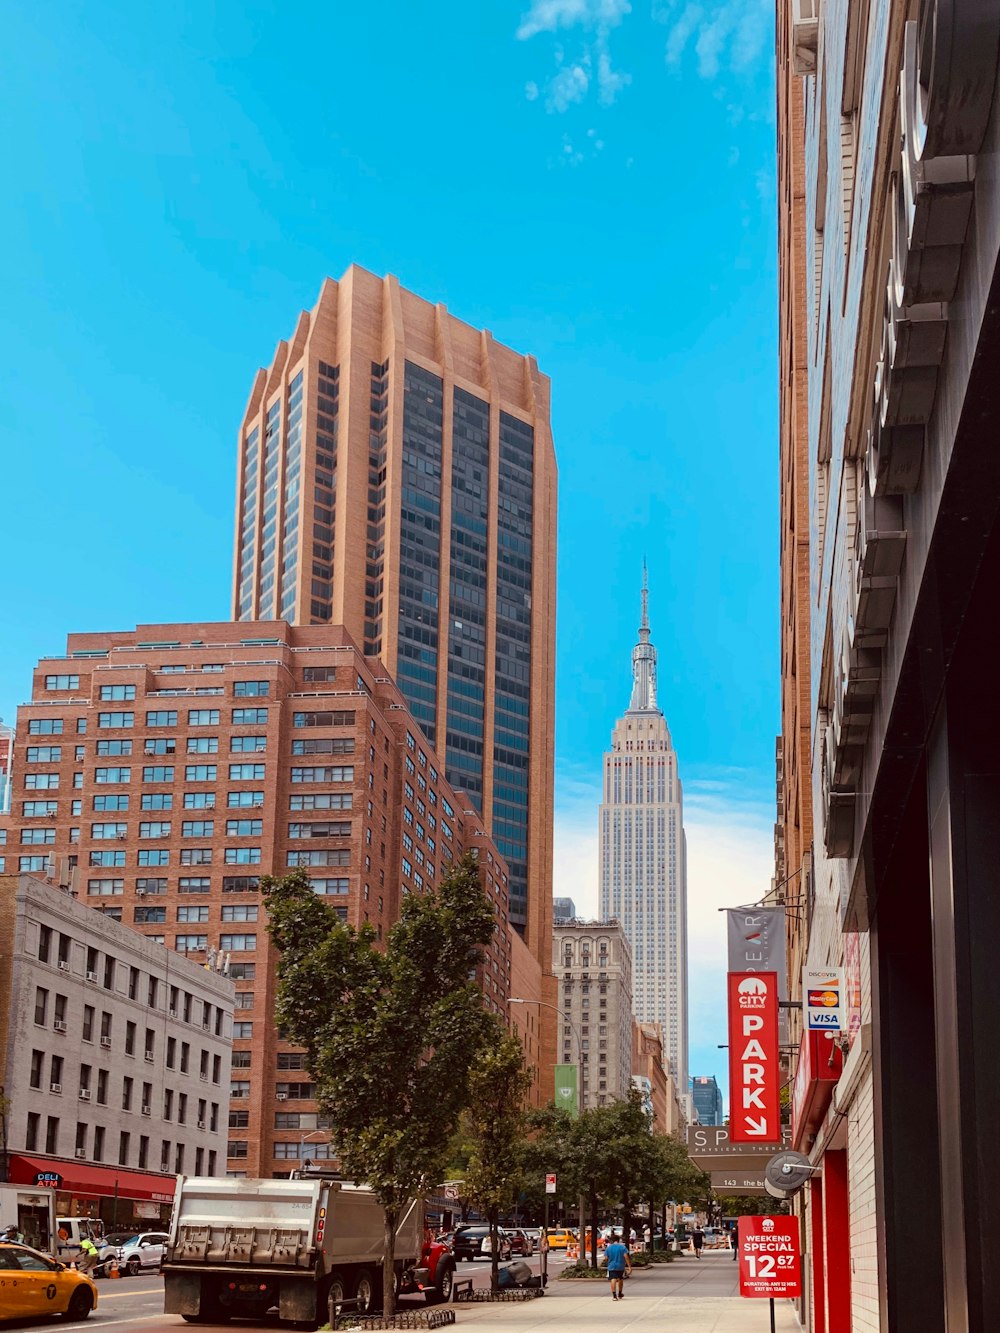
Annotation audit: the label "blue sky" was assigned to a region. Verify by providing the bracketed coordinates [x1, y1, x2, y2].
[0, 1, 778, 1104]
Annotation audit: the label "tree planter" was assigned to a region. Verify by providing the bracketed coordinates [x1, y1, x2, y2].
[455, 1289, 544, 1302]
[333, 1311, 456, 1330]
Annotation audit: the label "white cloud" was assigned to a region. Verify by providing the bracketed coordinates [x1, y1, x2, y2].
[659, 0, 770, 78]
[517, 0, 632, 41]
[552, 762, 775, 1100]
[525, 80, 540, 100]
[517, 0, 632, 112]
[548, 62, 591, 111]
[664, 3, 702, 65]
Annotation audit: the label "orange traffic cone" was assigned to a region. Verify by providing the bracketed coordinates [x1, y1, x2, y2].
[108, 1258, 121, 1279]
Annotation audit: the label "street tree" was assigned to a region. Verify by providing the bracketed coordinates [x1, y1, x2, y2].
[263, 854, 496, 1316]
[461, 1032, 534, 1291]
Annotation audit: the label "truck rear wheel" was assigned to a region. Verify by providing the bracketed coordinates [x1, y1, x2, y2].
[353, 1270, 379, 1315]
[325, 1272, 346, 1326]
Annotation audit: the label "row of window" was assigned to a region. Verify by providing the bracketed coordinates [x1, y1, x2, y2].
[130, 904, 258, 922]
[34, 929, 228, 1029]
[25, 1113, 218, 1174]
[44, 678, 272, 698]
[33, 991, 225, 1059]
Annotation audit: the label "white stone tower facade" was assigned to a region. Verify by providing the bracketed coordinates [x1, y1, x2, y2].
[599, 572, 688, 1094]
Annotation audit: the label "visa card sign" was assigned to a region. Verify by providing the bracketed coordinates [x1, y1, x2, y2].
[803, 967, 844, 1031]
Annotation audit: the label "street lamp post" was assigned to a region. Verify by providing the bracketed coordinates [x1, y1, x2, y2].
[299, 1128, 326, 1170]
[508, 997, 587, 1274]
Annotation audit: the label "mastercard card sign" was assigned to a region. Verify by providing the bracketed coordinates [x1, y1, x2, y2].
[803, 967, 844, 1031]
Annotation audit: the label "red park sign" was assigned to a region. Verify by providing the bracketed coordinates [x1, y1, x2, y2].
[727, 971, 781, 1143]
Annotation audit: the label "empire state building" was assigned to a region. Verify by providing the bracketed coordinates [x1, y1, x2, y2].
[599, 572, 688, 1097]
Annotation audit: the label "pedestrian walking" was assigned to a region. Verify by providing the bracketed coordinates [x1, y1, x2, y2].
[691, 1225, 705, 1259]
[731, 1224, 738, 1260]
[604, 1232, 631, 1300]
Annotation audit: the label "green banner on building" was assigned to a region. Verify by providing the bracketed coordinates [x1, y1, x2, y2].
[554, 1063, 578, 1118]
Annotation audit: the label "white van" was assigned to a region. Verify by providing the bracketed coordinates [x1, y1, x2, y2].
[55, 1217, 103, 1262]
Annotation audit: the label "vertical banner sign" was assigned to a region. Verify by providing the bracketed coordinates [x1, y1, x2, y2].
[545, 1174, 556, 1194]
[554, 1064, 579, 1119]
[727, 906, 789, 1045]
[737, 1216, 802, 1298]
[727, 972, 780, 1143]
[803, 966, 845, 1030]
[726, 907, 787, 982]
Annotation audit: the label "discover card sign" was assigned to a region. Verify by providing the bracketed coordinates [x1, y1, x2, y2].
[737, 1216, 802, 1298]
[727, 971, 781, 1143]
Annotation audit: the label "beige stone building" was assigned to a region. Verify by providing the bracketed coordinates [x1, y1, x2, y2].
[553, 919, 632, 1110]
[0, 872, 233, 1227]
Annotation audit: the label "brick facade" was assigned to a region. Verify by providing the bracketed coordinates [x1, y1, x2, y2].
[0, 620, 512, 1178]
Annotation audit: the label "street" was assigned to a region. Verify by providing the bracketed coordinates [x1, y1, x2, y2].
[0, 1251, 796, 1333]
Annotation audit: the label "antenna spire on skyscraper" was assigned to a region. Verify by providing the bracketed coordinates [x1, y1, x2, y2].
[629, 563, 658, 712]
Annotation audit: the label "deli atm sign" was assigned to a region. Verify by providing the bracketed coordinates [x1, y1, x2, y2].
[727, 971, 780, 1143]
[737, 1215, 802, 1298]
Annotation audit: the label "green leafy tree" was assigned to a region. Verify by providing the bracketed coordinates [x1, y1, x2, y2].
[462, 1032, 534, 1291]
[264, 854, 496, 1316]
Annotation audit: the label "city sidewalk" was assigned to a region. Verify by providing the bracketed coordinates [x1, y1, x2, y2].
[450, 1253, 800, 1333]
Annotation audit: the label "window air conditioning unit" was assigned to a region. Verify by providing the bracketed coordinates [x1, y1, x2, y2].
[791, 0, 819, 75]
[144, 1053, 155, 1063]
[79, 1089, 92, 1101]
[100, 1036, 112, 1049]
[75, 1149, 87, 1159]
[50, 1083, 62, 1094]
[136, 888, 146, 897]
[168, 1008, 177, 1018]
[53, 1020, 67, 1033]
[275, 1093, 287, 1102]
[141, 1104, 152, 1116]
[200, 1073, 209, 1082]
[86, 970, 98, 982]
[197, 1120, 206, 1130]
[58, 961, 70, 972]
[202, 1022, 211, 1031]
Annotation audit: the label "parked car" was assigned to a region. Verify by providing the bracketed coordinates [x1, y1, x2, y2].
[0, 1240, 98, 1320]
[114, 1232, 170, 1276]
[520, 1227, 543, 1248]
[504, 1228, 534, 1255]
[95, 1233, 136, 1265]
[451, 1226, 513, 1261]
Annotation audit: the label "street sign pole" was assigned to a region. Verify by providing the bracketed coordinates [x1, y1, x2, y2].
[543, 1194, 548, 1285]
[770, 1297, 776, 1333]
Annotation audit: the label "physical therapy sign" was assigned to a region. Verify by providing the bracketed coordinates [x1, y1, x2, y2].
[727, 971, 780, 1143]
[737, 1215, 802, 1298]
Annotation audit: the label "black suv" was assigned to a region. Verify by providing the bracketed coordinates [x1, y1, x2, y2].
[452, 1227, 513, 1262]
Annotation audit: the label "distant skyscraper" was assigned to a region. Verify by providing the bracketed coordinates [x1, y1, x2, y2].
[230, 266, 556, 965]
[691, 1075, 724, 1126]
[599, 571, 688, 1094]
[553, 896, 576, 923]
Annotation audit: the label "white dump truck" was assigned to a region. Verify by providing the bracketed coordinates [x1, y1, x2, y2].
[162, 1176, 455, 1325]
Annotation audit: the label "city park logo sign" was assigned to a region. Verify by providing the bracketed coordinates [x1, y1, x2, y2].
[727, 972, 780, 1144]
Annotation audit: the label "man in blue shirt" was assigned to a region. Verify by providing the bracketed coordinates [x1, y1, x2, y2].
[604, 1233, 631, 1300]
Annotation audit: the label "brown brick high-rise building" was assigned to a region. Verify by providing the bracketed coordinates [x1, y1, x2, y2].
[0, 620, 513, 1177]
[230, 266, 556, 983]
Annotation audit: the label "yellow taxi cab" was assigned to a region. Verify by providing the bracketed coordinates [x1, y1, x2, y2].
[0, 1241, 98, 1321]
[544, 1227, 575, 1250]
